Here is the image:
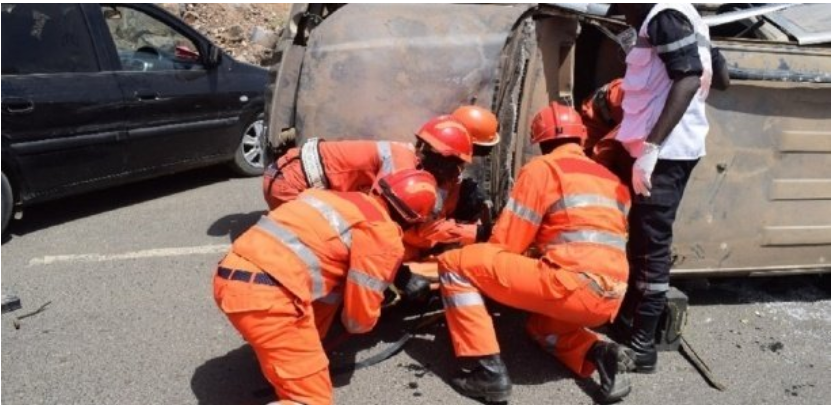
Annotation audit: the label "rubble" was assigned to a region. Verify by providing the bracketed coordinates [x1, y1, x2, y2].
[158, 3, 290, 66]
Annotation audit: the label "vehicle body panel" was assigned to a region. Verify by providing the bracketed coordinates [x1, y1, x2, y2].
[1, 3, 268, 206]
[270, 3, 831, 276]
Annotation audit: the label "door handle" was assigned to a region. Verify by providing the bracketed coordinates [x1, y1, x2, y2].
[3, 98, 34, 114]
[134, 91, 160, 101]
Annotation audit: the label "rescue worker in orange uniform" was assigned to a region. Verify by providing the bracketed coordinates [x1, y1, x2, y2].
[580, 78, 633, 185]
[403, 106, 500, 256]
[436, 102, 635, 403]
[262, 139, 419, 210]
[215, 169, 438, 405]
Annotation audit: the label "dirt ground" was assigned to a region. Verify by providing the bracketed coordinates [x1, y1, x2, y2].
[158, 3, 291, 66]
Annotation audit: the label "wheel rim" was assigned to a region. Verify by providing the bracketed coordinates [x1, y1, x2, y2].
[241, 118, 265, 170]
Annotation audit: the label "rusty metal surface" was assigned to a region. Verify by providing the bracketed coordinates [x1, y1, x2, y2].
[293, 4, 531, 144]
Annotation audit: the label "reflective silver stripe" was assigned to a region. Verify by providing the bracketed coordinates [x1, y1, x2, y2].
[300, 138, 327, 189]
[442, 292, 484, 308]
[264, 163, 279, 178]
[439, 272, 473, 287]
[342, 312, 367, 334]
[655, 33, 696, 53]
[347, 268, 390, 293]
[544, 334, 558, 351]
[551, 230, 626, 251]
[377, 141, 394, 175]
[256, 216, 326, 299]
[433, 188, 449, 218]
[299, 195, 353, 248]
[636, 281, 669, 293]
[317, 289, 343, 305]
[548, 194, 629, 217]
[505, 198, 541, 226]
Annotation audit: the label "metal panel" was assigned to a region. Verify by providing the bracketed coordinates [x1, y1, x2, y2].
[770, 179, 830, 200]
[762, 226, 831, 246]
[778, 130, 830, 153]
[294, 4, 531, 145]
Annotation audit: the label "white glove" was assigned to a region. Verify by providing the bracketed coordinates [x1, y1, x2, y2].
[632, 142, 660, 197]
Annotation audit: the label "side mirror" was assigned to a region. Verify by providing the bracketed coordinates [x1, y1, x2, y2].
[204, 45, 223, 69]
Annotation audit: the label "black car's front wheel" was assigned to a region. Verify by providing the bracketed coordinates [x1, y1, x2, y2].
[230, 113, 266, 177]
[2, 172, 12, 236]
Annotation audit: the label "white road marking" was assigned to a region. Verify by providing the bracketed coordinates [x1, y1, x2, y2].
[28, 244, 230, 266]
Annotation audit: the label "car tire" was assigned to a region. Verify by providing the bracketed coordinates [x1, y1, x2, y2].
[2, 172, 12, 235]
[230, 112, 266, 177]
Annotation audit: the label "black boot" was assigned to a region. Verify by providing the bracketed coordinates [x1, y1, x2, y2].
[627, 313, 660, 374]
[451, 354, 512, 403]
[587, 341, 634, 403]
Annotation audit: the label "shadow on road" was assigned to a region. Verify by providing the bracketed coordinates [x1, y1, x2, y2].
[4, 166, 234, 242]
[190, 345, 273, 405]
[207, 210, 265, 243]
[674, 274, 830, 306]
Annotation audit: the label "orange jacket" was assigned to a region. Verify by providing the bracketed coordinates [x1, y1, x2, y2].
[265, 139, 418, 195]
[230, 189, 405, 334]
[490, 143, 631, 283]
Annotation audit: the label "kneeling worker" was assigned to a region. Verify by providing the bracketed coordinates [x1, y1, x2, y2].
[215, 169, 438, 405]
[436, 102, 635, 403]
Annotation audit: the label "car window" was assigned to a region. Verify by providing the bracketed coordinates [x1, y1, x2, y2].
[1, 4, 99, 75]
[101, 5, 204, 72]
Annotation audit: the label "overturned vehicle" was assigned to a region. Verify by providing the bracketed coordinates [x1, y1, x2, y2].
[265, 3, 831, 277]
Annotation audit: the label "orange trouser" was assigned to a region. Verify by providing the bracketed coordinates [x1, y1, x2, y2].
[438, 243, 623, 378]
[214, 255, 333, 405]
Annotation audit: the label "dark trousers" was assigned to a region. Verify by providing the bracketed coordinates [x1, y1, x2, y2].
[617, 159, 699, 335]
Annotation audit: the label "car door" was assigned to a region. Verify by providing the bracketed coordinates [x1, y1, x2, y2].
[96, 4, 242, 172]
[1, 3, 127, 203]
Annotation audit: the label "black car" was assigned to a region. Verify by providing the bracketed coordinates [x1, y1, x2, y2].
[1, 3, 269, 234]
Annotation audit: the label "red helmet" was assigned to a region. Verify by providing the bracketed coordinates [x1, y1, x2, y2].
[530, 102, 588, 145]
[452, 106, 500, 147]
[374, 169, 438, 225]
[415, 115, 473, 163]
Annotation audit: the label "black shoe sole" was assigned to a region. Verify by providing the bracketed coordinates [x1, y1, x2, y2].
[452, 384, 512, 403]
[598, 375, 632, 404]
[632, 363, 656, 374]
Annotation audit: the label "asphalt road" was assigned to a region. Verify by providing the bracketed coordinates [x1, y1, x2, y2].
[1, 167, 831, 405]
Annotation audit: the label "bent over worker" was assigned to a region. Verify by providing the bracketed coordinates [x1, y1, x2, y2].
[215, 169, 437, 405]
[436, 102, 634, 403]
[609, 4, 715, 374]
[262, 138, 418, 210]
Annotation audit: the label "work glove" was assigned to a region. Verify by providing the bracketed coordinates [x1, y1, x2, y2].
[632, 142, 660, 197]
[393, 265, 432, 302]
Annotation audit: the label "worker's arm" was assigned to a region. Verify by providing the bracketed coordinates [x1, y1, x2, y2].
[632, 10, 703, 196]
[645, 9, 703, 146]
[489, 162, 550, 254]
[341, 222, 405, 334]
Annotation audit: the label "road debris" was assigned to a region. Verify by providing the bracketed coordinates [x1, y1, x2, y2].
[12, 301, 52, 330]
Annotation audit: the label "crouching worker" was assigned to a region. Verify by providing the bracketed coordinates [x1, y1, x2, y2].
[214, 169, 437, 405]
[436, 103, 635, 403]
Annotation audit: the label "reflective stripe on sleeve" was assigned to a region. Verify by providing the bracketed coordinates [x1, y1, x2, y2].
[504, 198, 542, 226]
[655, 33, 696, 53]
[300, 138, 327, 189]
[439, 272, 473, 287]
[299, 195, 353, 248]
[256, 216, 326, 299]
[347, 268, 390, 293]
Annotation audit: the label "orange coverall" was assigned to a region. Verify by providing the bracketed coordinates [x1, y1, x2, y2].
[580, 79, 633, 185]
[437, 143, 631, 377]
[214, 189, 405, 405]
[262, 139, 418, 210]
